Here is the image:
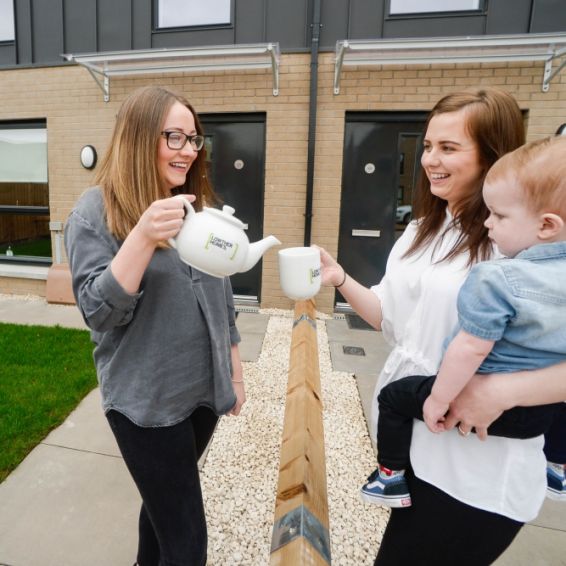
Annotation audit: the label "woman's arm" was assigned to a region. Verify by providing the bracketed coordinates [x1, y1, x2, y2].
[111, 195, 191, 293]
[316, 246, 383, 330]
[228, 344, 246, 416]
[445, 361, 566, 439]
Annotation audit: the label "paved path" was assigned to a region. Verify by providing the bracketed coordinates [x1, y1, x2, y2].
[0, 298, 564, 565]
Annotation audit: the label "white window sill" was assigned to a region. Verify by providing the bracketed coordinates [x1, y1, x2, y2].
[0, 263, 49, 280]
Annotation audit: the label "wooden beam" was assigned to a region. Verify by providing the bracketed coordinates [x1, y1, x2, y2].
[270, 299, 331, 565]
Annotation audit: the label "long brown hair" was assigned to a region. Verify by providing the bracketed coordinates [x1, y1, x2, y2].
[95, 86, 217, 240]
[406, 87, 525, 265]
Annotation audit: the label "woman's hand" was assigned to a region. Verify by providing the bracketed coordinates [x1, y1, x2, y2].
[229, 344, 246, 416]
[312, 245, 345, 287]
[444, 374, 506, 440]
[135, 194, 195, 246]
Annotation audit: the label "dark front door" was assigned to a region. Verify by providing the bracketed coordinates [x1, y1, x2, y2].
[200, 114, 266, 302]
[336, 112, 426, 308]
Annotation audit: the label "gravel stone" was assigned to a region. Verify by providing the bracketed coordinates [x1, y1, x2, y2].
[200, 309, 389, 565]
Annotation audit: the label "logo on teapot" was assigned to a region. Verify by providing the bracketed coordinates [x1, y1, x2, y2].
[309, 267, 321, 283]
[205, 233, 239, 260]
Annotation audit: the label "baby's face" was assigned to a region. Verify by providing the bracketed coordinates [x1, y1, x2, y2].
[483, 176, 542, 258]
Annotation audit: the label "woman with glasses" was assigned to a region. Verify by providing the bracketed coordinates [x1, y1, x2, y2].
[65, 86, 245, 566]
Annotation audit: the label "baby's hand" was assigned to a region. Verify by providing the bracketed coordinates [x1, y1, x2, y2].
[423, 395, 449, 433]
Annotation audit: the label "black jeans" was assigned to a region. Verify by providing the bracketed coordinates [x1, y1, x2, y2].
[544, 403, 566, 463]
[378, 374, 562, 470]
[375, 468, 523, 565]
[106, 407, 218, 566]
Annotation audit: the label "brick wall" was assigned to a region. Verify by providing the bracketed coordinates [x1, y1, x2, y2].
[0, 54, 564, 312]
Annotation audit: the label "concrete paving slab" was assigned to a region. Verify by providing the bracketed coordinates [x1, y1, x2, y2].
[355, 372, 378, 454]
[0, 443, 139, 566]
[495, 522, 566, 565]
[236, 312, 269, 362]
[0, 297, 86, 330]
[43, 389, 121, 458]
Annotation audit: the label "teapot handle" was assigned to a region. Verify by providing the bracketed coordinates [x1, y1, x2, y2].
[168, 196, 196, 248]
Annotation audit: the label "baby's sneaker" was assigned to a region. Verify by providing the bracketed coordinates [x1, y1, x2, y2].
[546, 462, 566, 501]
[360, 466, 412, 508]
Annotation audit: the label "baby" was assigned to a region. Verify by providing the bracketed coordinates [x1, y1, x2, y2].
[362, 136, 566, 508]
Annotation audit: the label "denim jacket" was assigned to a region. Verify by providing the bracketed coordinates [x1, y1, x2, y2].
[457, 241, 566, 373]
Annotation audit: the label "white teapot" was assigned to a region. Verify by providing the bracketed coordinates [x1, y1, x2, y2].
[169, 197, 281, 278]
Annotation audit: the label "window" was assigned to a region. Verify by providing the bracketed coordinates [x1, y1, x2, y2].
[389, 0, 481, 15]
[157, 0, 231, 28]
[0, 0, 15, 41]
[0, 121, 51, 264]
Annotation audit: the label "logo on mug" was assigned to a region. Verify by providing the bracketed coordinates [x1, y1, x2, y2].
[205, 233, 239, 260]
[309, 267, 321, 283]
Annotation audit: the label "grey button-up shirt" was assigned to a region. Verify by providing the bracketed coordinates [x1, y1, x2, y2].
[65, 188, 239, 427]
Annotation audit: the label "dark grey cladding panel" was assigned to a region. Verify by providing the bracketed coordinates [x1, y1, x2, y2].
[151, 28, 236, 49]
[30, 0, 64, 64]
[530, 0, 566, 33]
[382, 15, 486, 38]
[347, 0, 384, 41]
[486, 0, 531, 34]
[2, 0, 562, 68]
[265, 0, 309, 49]
[235, 0, 266, 44]
[0, 43, 16, 65]
[63, 0, 97, 55]
[320, 0, 349, 50]
[132, 0, 151, 50]
[97, 0, 132, 52]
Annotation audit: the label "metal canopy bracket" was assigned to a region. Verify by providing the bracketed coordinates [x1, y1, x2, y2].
[334, 33, 566, 95]
[62, 42, 280, 102]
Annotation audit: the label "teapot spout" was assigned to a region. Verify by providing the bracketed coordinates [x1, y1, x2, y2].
[240, 235, 281, 272]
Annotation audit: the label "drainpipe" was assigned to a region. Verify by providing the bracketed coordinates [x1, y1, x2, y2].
[303, 0, 322, 246]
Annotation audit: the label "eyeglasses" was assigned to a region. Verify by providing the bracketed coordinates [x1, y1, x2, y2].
[161, 131, 205, 151]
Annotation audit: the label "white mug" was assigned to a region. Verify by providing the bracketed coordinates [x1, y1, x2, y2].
[278, 247, 321, 300]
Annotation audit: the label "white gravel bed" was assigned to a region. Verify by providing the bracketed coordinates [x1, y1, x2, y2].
[201, 309, 388, 565]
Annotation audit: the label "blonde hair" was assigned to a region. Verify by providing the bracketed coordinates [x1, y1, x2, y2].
[486, 136, 566, 219]
[95, 86, 216, 240]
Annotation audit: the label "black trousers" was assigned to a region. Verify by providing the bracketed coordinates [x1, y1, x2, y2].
[544, 403, 566, 463]
[375, 468, 523, 566]
[378, 374, 562, 470]
[106, 407, 218, 566]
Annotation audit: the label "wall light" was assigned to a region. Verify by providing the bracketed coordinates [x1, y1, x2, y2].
[80, 145, 97, 169]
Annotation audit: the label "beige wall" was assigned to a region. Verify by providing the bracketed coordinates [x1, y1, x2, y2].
[1, 54, 564, 312]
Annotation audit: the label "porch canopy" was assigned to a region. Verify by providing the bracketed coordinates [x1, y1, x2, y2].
[334, 32, 566, 94]
[62, 43, 280, 101]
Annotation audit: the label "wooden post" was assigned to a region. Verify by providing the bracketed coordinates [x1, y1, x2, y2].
[270, 299, 331, 565]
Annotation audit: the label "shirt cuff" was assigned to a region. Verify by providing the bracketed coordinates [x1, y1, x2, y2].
[95, 265, 143, 310]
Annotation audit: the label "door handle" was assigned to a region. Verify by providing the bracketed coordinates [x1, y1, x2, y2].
[352, 229, 381, 238]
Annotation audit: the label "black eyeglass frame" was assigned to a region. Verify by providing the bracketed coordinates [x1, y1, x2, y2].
[161, 131, 205, 151]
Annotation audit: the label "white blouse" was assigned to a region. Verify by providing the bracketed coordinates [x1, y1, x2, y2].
[370, 215, 546, 522]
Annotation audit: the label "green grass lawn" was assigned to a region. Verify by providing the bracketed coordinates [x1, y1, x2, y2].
[0, 323, 97, 483]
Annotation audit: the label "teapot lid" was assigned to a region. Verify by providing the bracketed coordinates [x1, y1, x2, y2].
[204, 205, 247, 229]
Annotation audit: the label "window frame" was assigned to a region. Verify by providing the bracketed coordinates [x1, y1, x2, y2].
[154, 0, 234, 32]
[386, 0, 485, 19]
[0, 0, 15, 43]
[0, 119, 51, 266]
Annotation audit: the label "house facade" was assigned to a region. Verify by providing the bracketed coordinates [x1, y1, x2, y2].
[0, 0, 565, 313]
